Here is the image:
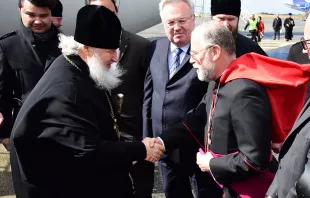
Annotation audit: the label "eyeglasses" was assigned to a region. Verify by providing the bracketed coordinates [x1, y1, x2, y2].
[300, 37, 310, 50]
[190, 45, 215, 62]
[164, 15, 193, 28]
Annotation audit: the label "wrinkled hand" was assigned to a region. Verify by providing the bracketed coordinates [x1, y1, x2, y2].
[142, 138, 165, 163]
[271, 142, 283, 154]
[196, 151, 213, 172]
[1, 138, 10, 151]
[0, 112, 4, 126]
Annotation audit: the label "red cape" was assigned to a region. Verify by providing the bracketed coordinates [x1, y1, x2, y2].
[220, 53, 310, 143]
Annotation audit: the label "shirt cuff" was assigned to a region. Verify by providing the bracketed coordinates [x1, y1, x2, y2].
[157, 137, 166, 149]
[209, 158, 222, 187]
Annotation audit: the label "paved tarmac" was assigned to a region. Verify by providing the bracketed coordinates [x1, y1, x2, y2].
[0, 17, 306, 198]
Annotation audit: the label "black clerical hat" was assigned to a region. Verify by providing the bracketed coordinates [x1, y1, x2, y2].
[74, 5, 121, 49]
[211, 0, 241, 18]
[52, 0, 63, 17]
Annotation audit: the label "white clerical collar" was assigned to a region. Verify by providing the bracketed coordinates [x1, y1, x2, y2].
[170, 42, 190, 53]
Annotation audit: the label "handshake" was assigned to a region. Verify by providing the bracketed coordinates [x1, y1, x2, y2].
[142, 137, 166, 163]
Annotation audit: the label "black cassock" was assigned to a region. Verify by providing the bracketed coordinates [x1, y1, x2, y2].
[10, 55, 146, 198]
[159, 79, 278, 197]
[284, 18, 295, 40]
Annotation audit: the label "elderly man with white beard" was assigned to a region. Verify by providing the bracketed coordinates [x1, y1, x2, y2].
[10, 5, 165, 198]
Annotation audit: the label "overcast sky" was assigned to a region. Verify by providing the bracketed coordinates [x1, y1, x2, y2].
[193, 0, 305, 14]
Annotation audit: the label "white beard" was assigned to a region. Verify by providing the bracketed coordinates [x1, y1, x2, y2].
[87, 53, 124, 91]
[197, 57, 215, 82]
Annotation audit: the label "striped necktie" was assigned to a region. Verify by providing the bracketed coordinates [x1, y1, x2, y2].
[169, 48, 183, 79]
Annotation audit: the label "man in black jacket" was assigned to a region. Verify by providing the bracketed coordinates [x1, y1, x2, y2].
[284, 13, 295, 41]
[273, 14, 282, 40]
[0, 0, 61, 151]
[10, 5, 164, 198]
[286, 16, 310, 102]
[86, 0, 153, 197]
[210, 0, 267, 57]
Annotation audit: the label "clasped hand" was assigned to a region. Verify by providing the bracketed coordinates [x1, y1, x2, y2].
[142, 137, 165, 163]
[196, 151, 213, 172]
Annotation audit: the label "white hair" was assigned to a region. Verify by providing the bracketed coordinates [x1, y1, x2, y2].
[159, 0, 195, 20]
[58, 34, 83, 56]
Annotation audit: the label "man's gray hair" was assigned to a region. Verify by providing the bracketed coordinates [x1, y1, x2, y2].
[58, 34, 83, 56]
[193, 20, 236, 56]
[159, 0, 194, 19]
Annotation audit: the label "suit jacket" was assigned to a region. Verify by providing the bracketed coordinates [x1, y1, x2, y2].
[267, 100, 310, 198]
[286, 42, 310, 102]
[0, 23, 61, 138]
[10, 55, 146, 198]
[143, 37, 208, 167]
[111, 29, 151, 141]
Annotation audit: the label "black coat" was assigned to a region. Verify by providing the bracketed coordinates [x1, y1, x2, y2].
[0, 23, 61, 138]
[235, 33, 267, 57]
[143, 37, 208, 169]
[286, 42, 310, 102]
[10, 55, 146, 198]
[111, 29, 151, 141]
[273, 18, 282, 31]
[267, 100, 310, 198]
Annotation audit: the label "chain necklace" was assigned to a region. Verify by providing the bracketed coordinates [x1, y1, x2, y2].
[63, 55, 120, 139]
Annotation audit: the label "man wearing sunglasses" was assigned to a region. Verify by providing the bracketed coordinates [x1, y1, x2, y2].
[287, 17, 310, 102]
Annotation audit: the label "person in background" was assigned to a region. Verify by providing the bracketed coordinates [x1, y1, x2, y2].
[284, 13, 295, 41]
[0, 0, 61, 151]
[210, 0, 267, 57]
[287, 16, 310, 102]
[86, 0, 153, 197]
[273, 14, 282, 40]
[258, 16, 264, 42]
[51, 0, 63, 29]
[244, 14, 258, 43]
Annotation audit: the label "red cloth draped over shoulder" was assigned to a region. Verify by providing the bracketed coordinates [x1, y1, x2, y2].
[220, 52, 310, 143]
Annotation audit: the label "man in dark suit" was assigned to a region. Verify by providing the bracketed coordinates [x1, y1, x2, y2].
[286, 16, 310, 103]
[86, 1, 153, 197]
[51, 0, 63, 29]
[0, 0, 61, 151]
[273, 14, 282, 40]
[266, 16, 310, 198]
[266, 100, 310, 197]
[143, 0, 212, 197]
[10, 5, 164, 198]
